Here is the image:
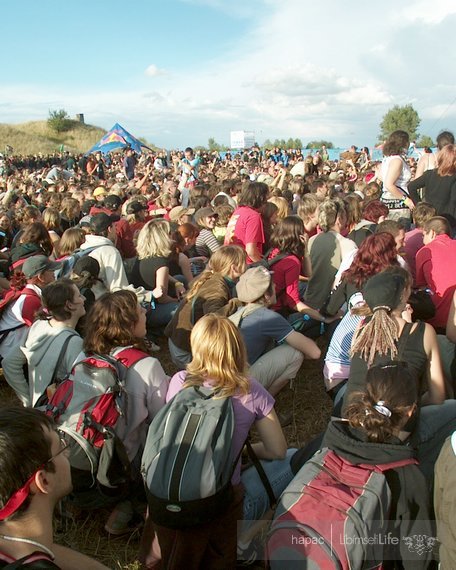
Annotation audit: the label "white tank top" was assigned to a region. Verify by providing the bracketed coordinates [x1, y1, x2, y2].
[381, 155, 411, 199]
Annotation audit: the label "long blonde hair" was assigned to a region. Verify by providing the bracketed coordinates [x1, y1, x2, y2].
[185, 314, 250, 397]
[136, 219, 172, 259]
[186, 245, 246, 301]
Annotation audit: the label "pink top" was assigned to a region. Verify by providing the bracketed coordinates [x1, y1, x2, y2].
[166, 370, 275, 484]
[224, 206, 265, 263]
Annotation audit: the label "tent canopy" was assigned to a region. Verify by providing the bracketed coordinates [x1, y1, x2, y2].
[86, 123, 152, 155]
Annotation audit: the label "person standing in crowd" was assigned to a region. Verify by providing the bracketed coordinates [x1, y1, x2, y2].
[123, 148, 136, 181]
[408, 144, 456, 228]
[173, 147, 201, 207]
[380, 130, 414, 225]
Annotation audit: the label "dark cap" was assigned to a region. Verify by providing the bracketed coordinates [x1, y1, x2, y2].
[362, 271, 406, 313]
[194, 207, 218, 224]
[22, 255, 62, 279]
[103, 195, 122, 211]
[73, 256, 100, 278]
[126, 201, 147, 215]
[90, 213, 114, 234]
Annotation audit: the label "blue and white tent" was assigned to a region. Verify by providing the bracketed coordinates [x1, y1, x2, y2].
[86, 123, 152, 155]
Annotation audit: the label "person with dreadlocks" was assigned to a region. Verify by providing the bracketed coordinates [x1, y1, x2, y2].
[341, 267, 456, 479]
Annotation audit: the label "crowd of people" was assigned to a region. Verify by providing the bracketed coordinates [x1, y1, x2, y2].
[0, 130, 455, 569]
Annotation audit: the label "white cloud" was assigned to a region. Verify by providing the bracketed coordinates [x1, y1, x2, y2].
[397, 0, 456, 24]
[144, 64, 167, 77]
[2, 0, 455, 148]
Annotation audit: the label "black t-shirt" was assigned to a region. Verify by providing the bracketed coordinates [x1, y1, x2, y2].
[130, 255, 169, 291]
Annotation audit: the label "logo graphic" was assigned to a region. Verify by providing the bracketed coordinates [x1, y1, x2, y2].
[402, 534, 436, 556]
[100, 132, 126, 145]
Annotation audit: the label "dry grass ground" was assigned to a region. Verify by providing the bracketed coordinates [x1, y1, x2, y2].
[0, 336, 332, 569]
[0, 121, 106, 155]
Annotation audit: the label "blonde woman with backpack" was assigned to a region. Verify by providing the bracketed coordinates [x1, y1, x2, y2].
[141, 314, 294, 569]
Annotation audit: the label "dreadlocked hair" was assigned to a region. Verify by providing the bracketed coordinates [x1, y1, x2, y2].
[350, 306, 399, 367]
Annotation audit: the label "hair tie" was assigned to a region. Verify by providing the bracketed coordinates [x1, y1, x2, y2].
[372, 305, 392, 313]
[373, 401, 392, 418]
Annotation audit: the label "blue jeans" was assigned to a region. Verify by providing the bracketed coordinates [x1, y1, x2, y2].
[241, 448, 296, 531]
[146, 301, 178, 330]
[168, 338, 192, 370]
[413, 400, 456, 480]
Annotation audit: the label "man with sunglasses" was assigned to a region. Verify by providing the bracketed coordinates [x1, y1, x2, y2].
[0, 408, 108, 569]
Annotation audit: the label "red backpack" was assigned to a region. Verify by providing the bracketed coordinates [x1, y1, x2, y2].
[267, 448, 417, 570]
[45, 347, 148, 494]
[0, 287, 40, 345]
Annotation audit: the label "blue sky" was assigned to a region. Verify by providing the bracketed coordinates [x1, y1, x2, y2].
[1, 0, 456, 149]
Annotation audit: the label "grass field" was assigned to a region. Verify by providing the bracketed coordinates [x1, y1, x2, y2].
[0, 336, 332, 568]
[0, 120, 107, 155]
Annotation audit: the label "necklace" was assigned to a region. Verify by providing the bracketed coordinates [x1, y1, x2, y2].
[0, 534, 55, 559]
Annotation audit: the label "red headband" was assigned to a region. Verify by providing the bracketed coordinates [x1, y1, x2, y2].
[0, 471, 37, 521]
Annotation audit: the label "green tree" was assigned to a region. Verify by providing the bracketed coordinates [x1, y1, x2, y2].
[47, 109, 73, 133]
[378, 104, 420, 142]
[285, 137, 303, 149]
[306, 140, 334, 149]
[262, 139, 273, 149]
[417, 134, 434, 148]
[208, 137, 218, 151]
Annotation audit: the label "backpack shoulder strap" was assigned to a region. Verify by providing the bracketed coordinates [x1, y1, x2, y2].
[51, 333, 78, 384]
[266, 249, 290, 268]
[372, 457, 418, 473]
[113, 347, 149, 368]
[229, 303, 263, 328]
[245, 439, 276, 508]
[396, 322, 413, 361]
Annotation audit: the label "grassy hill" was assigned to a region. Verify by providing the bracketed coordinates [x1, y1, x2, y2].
[0, 120, 107, 155]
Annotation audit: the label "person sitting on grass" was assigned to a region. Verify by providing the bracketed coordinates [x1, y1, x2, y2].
[229, 266, 321, 401]
[0, 407, 108, 569]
